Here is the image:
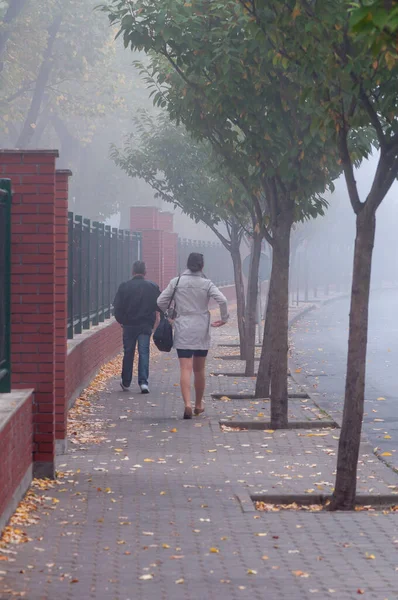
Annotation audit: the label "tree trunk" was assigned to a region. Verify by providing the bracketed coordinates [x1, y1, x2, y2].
[231, 238, 246, 359]
[0, 0, 29, 72]
[329, 208, 376, 510]
[244, 232, 262, 376]
[255, 261, 275, 398]
[270, 216, 292, 428]
[15, 12, 62, 148]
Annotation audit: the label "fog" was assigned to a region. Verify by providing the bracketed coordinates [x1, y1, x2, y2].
[1, 0, 397, 265]
[291, 151, 398, 302]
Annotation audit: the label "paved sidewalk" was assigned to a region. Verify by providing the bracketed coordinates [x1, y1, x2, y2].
[1, 318, 398, 599]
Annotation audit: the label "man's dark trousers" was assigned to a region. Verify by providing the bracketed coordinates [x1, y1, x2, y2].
[121, 326, 150, 388]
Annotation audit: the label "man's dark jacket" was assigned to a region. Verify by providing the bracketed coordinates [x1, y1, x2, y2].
[113, 275, 160, 334]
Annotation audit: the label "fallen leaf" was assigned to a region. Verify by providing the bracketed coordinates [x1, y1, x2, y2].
[365, 553, 375, 560]
[139, 574, 153, 581]
[209, 547, 220, 554]
[175, 578, 184, 584]
[247, 569, 257, 575]
[381, 452, 392, 457]
[357, 590, 365, 595]
[292, 570, 310, 578]
[144, 458, 155, 463]
[170, 428, 178, 433]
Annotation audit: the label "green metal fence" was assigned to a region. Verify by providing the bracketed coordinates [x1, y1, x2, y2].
[0, 179, 12, 393]
[67, 213, 142, 339]
[178, 238, 234, 286]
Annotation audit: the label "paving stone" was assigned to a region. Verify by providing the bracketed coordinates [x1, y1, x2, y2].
[1, 312, 398, 599]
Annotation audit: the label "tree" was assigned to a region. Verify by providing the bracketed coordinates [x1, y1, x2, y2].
[111, 112, 252, 357]
[350, 0, 398, 66]
[0, 0, 29, 72]
[103, 0, 338, 418]
[245, 0, 398, 508]
[0, 0, 157, 220]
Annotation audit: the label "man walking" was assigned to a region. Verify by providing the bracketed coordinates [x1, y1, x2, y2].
[113, 261, 160, 393]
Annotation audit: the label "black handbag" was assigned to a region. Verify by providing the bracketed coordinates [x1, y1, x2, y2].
[153, 277, 180, 352]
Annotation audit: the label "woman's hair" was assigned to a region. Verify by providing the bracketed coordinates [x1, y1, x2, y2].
[187, 252, 204, 273]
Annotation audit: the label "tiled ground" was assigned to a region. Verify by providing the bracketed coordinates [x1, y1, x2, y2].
[1, 306, 398, 599]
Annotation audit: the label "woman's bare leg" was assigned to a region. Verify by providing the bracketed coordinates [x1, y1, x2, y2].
[193, 356, 206, 411]
[179, 357, 193, 408]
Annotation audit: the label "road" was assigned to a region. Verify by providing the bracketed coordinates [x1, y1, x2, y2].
[291, 288, 398, 470]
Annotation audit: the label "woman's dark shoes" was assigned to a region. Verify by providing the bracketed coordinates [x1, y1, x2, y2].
[194, 407, 205, 416]
[183, 407, 193, 419]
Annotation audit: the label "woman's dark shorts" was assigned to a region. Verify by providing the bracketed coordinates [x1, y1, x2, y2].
[177, 349, 208, 359]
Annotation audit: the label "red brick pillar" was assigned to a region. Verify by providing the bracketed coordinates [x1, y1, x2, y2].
[158, 211, 174, 233]
[163, 231, 178, 285]
[130, 206, 159, 231]
[1, 149, 58, 478]
[141, 230, 164, 287]
[55, 170, 71, 454]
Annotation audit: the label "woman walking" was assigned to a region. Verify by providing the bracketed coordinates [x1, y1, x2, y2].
[157, 252, 229, 419]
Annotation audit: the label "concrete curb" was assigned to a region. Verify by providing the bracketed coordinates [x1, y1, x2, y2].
[219, 419, 337, 430]
[211, 392, 308, 400]
[249, 492, 398, 509]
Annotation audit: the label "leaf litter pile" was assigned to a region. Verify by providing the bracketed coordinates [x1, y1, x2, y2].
[1, 353, 129, 559]
[255, 501, 398, 513]
[0, 478, 59, 551]
[68, 354, 124, 446]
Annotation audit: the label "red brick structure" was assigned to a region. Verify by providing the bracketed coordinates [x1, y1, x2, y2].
[0, 390, 34, 532]
[1, 150, 58, 478]
[0, 150, 129, 530]
[130, 207, 178, 289]
[54, 170, 71, 453]
[66, 320, 122, 410]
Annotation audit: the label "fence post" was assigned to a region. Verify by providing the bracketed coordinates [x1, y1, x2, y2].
[0, 178, 12, 393]
[75, 215, 83, 335]
[67, 212, 74, 339]
[105, 225, 111, 319]
[99, 223, 105, 323]
[92, 221, 100, 326]
[83, 218, 91, 329]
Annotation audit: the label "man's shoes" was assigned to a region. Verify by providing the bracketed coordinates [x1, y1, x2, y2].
[140, 384, 149, 394]
[120, 380, 130, 392]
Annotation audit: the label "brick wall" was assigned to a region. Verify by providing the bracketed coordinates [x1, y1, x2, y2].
[1, 150, 58, 478]
[129, 207, 178, 289]
[162, 231, 178, 288]
[130, 206, 159, 231]
[158, 211, 174, 233]
[0, 391, 33, 533]
[66, 320, 122, 409]
[141, 229, 164, 287]
[54, 170, 71, 450]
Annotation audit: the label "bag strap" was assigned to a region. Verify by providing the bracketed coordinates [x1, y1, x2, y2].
[167, 276, 180, 310]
